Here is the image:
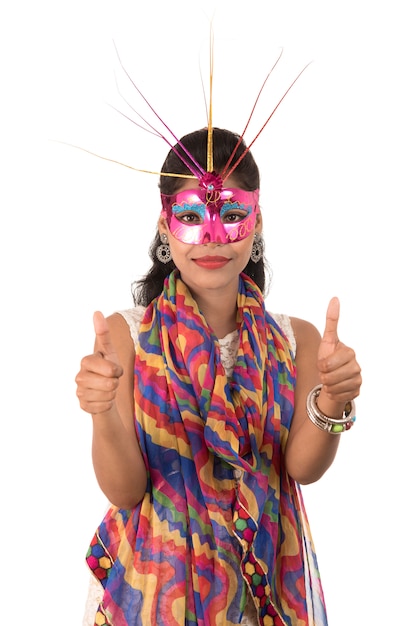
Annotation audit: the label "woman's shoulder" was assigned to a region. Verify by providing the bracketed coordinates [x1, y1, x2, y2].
[114, 305, 147, 346]
[287, 316, 321, 352]
[269, 312, 297, 354]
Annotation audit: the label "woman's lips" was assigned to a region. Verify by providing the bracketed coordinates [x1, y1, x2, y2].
[192, 256, 231, 269]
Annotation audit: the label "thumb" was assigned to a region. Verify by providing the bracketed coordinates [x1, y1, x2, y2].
[93, 311, 120, 365]
[318, 297, 340, 361]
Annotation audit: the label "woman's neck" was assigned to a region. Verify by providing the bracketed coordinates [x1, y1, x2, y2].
[191, 288, 238, 339]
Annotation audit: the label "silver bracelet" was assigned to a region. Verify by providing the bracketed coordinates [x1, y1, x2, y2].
[306, 384, 356, 434]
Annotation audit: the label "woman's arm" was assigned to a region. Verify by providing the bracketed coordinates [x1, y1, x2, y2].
[75, 311, 147, 508]
[284, 299, 362, 484]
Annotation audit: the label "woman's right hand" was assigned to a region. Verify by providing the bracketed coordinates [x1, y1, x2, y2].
[75, 311, 124, 416]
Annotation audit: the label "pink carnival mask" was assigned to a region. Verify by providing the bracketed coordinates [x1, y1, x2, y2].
[161, 173, 260, 245]
[66, 44, 310, 240]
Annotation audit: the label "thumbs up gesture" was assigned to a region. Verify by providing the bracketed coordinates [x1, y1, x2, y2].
[75, 312, 124, 415]
[317, 297, 362, 405]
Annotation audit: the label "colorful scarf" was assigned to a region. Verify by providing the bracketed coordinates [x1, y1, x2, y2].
[86, 271, 327, 625]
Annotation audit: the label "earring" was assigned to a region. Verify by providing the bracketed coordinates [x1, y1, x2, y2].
[156, 233, 172, 264]
[250, 232, 263, 263]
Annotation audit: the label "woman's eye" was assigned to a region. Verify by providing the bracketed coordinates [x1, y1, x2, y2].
[176, 212, 203, 224]
[222, 211, 247, 224]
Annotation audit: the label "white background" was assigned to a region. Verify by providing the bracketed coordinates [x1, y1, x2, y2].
[1, 0, 417, 624]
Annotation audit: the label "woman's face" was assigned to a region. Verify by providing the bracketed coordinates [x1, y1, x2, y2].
[158, 177, 262, 295]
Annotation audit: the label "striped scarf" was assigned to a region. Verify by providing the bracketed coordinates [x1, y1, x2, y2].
[86, 271, 327, 625]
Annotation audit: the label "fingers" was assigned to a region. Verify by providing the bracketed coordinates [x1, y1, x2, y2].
[319, 378, 362, 404]
[318, 342, 362, 402]
[317, 297, 340, 362]
[323, 296, 340, 343]
[75, 352, 122, 413]
[93, 311, 120, 365]
[79, 351, 122, 380]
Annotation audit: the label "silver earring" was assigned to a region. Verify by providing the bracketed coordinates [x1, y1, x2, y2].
[156, 234, 172, 264]
[250, 233, 263, 263]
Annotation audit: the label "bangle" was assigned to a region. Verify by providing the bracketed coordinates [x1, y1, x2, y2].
[306, 384, 356, 434]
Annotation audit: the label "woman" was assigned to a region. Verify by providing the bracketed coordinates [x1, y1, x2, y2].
[76, 127, 362, 625]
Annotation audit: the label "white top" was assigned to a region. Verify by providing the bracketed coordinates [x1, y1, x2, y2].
[117, 306, 296, 379]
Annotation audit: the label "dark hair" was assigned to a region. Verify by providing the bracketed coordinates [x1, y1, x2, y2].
[132, 127, 271, 306]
